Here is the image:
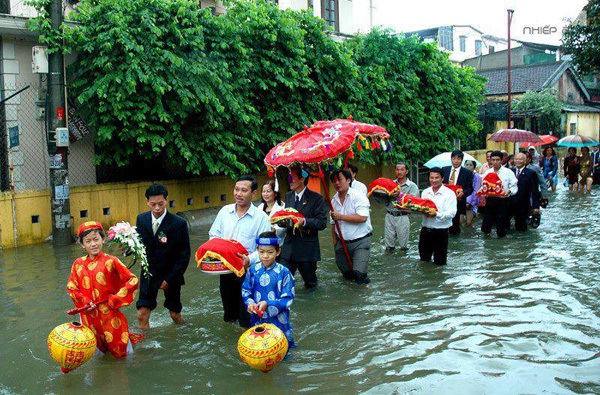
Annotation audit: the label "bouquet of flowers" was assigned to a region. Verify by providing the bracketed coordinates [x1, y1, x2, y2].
[107, 222, 151, 279]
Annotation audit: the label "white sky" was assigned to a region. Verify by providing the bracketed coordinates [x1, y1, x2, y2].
[372, 0, 588, 45]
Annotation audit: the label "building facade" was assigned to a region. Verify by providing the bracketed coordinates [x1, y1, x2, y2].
[405, 25, 510, 64]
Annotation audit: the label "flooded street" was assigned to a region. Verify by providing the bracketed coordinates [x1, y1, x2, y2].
[0, 184, 599, 394]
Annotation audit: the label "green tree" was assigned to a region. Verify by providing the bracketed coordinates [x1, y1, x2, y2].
[512, 89, 562, 134]
[562, 0, 600, 75]
[28, 0, 486, 178]
[345, 29, 486, 162]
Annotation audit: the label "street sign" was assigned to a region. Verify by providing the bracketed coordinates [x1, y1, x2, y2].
[54, 185, 70, 200]
[56, 127, 69, 147]
[9, 125, 19, 148]
[49, 154, 63, 169]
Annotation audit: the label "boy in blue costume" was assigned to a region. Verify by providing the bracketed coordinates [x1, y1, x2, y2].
[242, 231, 296, 348]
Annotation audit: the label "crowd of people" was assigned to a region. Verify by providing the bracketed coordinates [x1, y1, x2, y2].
[65, 144, 599, 360]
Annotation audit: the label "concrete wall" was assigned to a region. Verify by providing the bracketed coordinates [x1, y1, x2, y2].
[463, 46, 536, 70]
[565, 112, 600, 139]
[338, 0, 353, 35]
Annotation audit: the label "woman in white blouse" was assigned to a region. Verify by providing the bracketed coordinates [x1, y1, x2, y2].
[256, 179, 286, 245]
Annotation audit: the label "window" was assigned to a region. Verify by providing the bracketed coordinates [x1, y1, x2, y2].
[488, 45, 495, 53]
[475, 40, 482, 56]
[438, 27, 453, 51]
[567, 92, 574, 102]
[570, 123, 577, 134]
[459, 36, 466, 52]
[307, 0, 313, 8]
[266, 0, 279, 4]
[322, 0, 338, 31]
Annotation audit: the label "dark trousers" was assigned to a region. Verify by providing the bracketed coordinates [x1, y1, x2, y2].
[481, 197, 509, 238]
[593, 169, 600, 185]
[449, 213, 461, 235]
[281, 258, 318, 289]
[507, 203, 530, 232]
[418, 227, 449, 265]
[219, 273, 250, 327]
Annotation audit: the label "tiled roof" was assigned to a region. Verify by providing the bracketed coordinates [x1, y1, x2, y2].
[562, 104, 600, 113]
[477, 61, 566, 95]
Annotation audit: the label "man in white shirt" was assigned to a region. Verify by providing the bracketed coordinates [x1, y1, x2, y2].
[480, 150, 518, 238]
[418, 167, 457, 266]
[209, 175, 271, 327]
[385, 162, 419, 252]
[330, 169, 373, 285]
[478, 150, 493, 175]
[348, 164, 368, 197]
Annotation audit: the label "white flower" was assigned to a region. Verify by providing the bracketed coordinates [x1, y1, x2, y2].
[278, 314, 288, 324]
[107, 221, 150, 279]
[255, 291, 262, 302]
[268, 291, 275, 301]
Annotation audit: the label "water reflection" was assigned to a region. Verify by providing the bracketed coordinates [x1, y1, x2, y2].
[0, 185, 599, 393]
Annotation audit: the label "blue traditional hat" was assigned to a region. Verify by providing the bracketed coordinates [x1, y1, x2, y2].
[255, 237, 282, 246]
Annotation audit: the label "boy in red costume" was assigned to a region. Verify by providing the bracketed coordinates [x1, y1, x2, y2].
[67, 221, 139, 358]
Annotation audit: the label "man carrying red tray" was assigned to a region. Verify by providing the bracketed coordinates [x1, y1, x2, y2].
[442, 150, 473, 236]
[419, 167, 457, 266]
[478, 151, 518, 238]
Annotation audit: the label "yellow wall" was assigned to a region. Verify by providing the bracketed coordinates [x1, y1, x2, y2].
[565, 113, 600, 139]
[0, 176, 262, 249]
[0, 167, 397, 249]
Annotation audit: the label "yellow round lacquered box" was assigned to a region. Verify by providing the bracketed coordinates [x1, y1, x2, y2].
[47, 321, 96, 374]
[238, 324, 288, 373]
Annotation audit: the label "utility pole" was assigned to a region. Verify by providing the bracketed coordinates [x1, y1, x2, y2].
[46, 0, 72, 246]
[507, 9, 514, 130]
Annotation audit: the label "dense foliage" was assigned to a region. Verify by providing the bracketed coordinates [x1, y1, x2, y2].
[345, 31, 486, 162]
[512, 89, 562, 134]
[29, 0, 486, 178]
[562, 0, 600, 75]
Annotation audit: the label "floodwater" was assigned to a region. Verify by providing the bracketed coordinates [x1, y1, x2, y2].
[0, 184, 599, 394]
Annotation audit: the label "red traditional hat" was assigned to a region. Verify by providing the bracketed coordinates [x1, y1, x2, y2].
[367, 178, 400, 197]
[477, 172, 504, 197]
[77, 221, 104, 237]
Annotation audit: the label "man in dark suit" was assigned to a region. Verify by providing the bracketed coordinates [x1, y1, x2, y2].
[442, 150, 473, 235]
[280, 167, 328, 289]
[508, 152, 540, 231]
[592, 146, 600, 185]
[136, 183, 191, 329]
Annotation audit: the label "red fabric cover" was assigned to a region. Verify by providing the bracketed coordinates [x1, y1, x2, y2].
[270, 208, 305, 228]
[443, 184, 464, 197]
[264, 123, 358, 169]
[367, 178, 400, 197]
[393, 194, 438, 214]
[476, 172, 505, 197]
[195, 238, 249, 277]
[312, 118, 390, 139]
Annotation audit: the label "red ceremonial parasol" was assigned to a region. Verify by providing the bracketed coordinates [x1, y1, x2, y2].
[264, 119, 390, 271]
[519, 134, 558, 148]
[488, 129, 543, 143]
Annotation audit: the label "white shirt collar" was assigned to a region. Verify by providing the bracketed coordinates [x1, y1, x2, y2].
[295, 187, 307, 201]
[228, 203, 256, 217]
[152, 209, 167, 225]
